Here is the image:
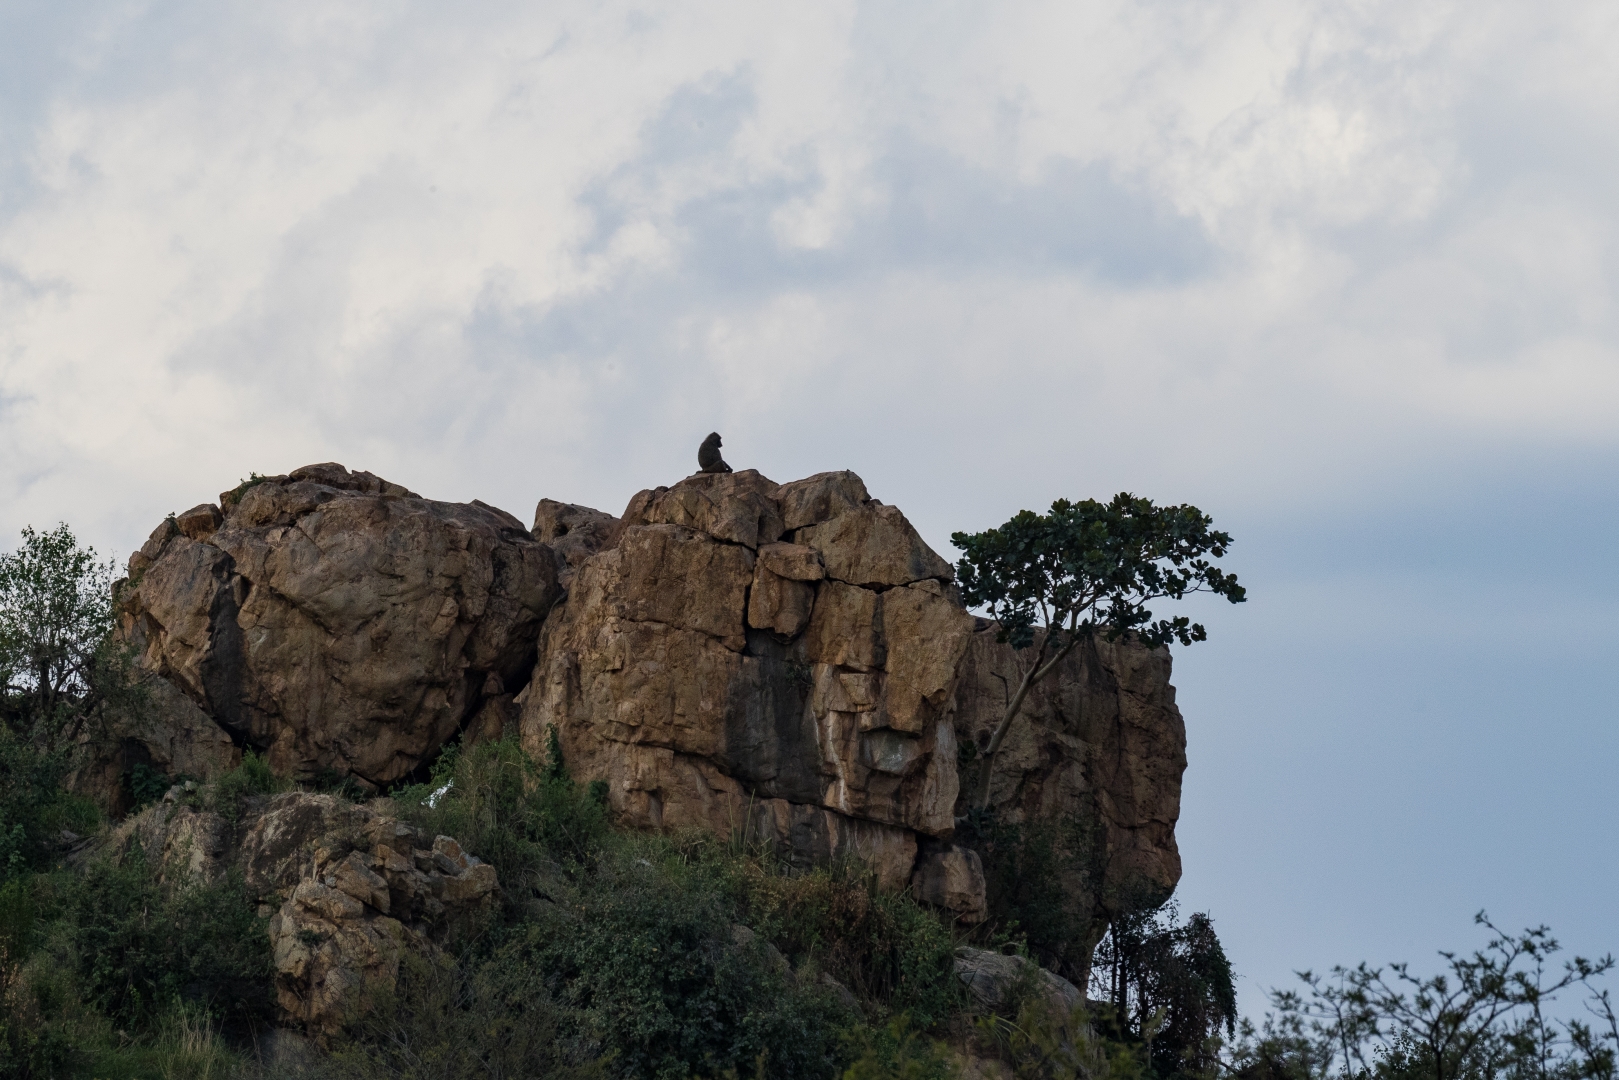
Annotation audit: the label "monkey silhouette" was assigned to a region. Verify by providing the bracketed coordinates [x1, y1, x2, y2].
[697, 432, 732, 474]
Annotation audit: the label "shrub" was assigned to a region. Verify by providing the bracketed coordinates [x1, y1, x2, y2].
[210, 751, 288, 824]
[840, 1016, 957, 1080]
[732, 855, 960, 1028]
[522, 843, 857, 1079]
[62, 850, 273, 1033]
[323, 946, 606, 1080]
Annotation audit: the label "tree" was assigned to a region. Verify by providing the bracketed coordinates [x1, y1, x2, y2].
[1090, 901, 1238, 1078]
[0, 524, 123, 745]
[951, 493, 1245, 809]
[1234, 914, 1619, 1080]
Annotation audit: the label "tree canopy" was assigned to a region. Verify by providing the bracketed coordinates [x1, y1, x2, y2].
[951, 493, 1245, 808]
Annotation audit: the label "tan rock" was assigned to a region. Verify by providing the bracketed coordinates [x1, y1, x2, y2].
[879, 583, 974, 734]
[748, 564, 816, 638]
[330, 852, 391, 913]
[603, 525, 754, 650]
[628, 470, 785, 549]
[951, 627, 1186, 981]
[795, 503, 953, 587]
[531, 499, 625, 588]
[113, 463, 560, 786]
[802, 581, 882, 672]
[109, 790, 498, 1038]
[175, 503, 223, 541]
[776, 471, 871, 531]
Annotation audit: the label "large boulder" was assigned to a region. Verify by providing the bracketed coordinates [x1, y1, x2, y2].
[519, 468, 973, 896]
[114, 464, 560, 786]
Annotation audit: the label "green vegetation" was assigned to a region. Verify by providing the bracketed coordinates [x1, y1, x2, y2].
[0, 521, 1608, 1080]
[1234, 915, 1619, 1080]
[951, 494, 1245, 807]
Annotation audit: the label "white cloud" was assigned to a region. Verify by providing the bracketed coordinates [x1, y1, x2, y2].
[0, 0, 1615, 555]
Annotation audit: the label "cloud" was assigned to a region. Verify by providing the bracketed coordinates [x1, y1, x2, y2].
[0, 0, 1614, 547]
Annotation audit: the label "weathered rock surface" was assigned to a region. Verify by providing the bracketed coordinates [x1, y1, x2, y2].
[113, 464, 560, 786]
[953, 627, 1187, 973]
[112, 791, 498, 1038]
[520, 468, 974, 897]
[955, 945, 1082, 1014]
[102, 461, 1187, 937]
[912, 843, 989, 924]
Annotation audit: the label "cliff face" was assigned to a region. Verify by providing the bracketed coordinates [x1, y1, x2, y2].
[106, 462, 1186, 936]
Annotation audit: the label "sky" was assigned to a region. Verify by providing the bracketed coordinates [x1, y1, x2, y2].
[2, 0, 1616, 1008]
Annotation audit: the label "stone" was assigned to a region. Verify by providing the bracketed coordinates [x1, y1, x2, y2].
[112, 463, 560, 786]
[603, 525, 754, 650]
[795, 503, 954, 587]
[627, 470, 785, 549]
[66, 673, 241, 816]
[747, 562, 816, 638]
[531, 499, 625, 589]
[878, 583, 974, 734]
[951, 626, 1187, 984]
[954, 946, 1082, 1014]
[106, 790, 499, 1040]
[775, 471, 871, 531]
[912, 844, 988, 924]
[801, 581, 883, 672]
[175, 503, 223, 541]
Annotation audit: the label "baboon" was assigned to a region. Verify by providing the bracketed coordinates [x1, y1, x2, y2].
[697, 432, 732, 474]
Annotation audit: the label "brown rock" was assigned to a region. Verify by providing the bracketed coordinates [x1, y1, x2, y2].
[802, 581, 883, 672]
[67, 674, 241, 816]
[110, 790, 499, 1039]
[114, 463, 560, 786]
[748, 565, 816, 638]
[532, 499, 625, 588]
[951, 627, 1186, 982]
[628, 470, 785, 549]
[879, 583, 974, 734]
[175, 503, 223, 541]
[912, 844, 988, 924]
[795, 503, 954, 587]
[603, 525, 754, 650]
[776, 471, 871, 531]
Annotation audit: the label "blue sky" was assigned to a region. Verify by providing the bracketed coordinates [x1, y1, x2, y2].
[2, 0, 1615, 1005]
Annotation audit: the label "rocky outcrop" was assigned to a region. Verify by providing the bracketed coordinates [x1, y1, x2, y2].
[518, 469, 976, 895]
[103, 461, 1187, 936]
[114, 790, 498, 1038]
[112, 464, 560, 787]
[952, 627, 1186, 952]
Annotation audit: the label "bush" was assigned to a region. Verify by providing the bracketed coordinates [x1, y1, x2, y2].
[732, 856, 960, 1028]
[323, 947, 606, 1080]
[514, 841, 857, 1079]
[209, 751, 288, 824]
[61, 851, 273, 1033]
[840, 1016, 957, 1080]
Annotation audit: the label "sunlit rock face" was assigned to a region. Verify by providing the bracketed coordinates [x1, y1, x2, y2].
[101, 461, 1186, 931]
[518, 469, 973, 893]
[114, 462, 559, 787]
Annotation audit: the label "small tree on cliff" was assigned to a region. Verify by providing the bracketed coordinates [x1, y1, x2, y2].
[951, 493, 1245, 810]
